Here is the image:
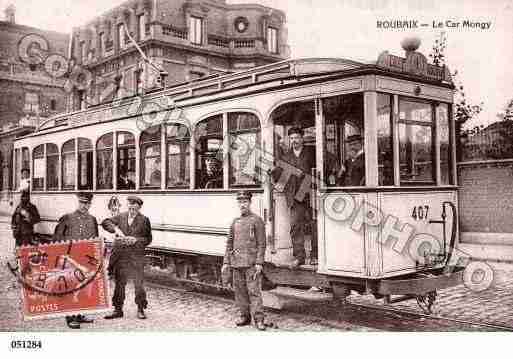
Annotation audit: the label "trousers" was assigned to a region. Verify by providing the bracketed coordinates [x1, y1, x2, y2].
[290, 201, 317, 263]
[232, 267, 264, 321]
[112, 262, 148, 310]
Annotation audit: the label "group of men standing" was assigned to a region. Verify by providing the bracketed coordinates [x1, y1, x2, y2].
[11, 190, 152, 330]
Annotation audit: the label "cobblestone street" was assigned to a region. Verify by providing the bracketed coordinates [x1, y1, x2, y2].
[1, 226, 511, 332]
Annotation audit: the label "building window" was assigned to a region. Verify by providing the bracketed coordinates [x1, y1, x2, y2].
[399, 98, 435, 185]
[62, 139, 76, 190]
[118, 23, 125, 50]
[267, 27, 278, 54]
[99, 32, 105, 56]
[24, 92, 39, 113]
[377, 94, 394, 186]
[97, 133, 113, 190]
[140, 125, 162, 188]
[166, 124, 190, 188]
[46, 143, 59, 190]
[117, 132, 135, 190]
[32, 145, 44, 191]
[80, 41, 86, 62]
[138, 15, 146, 41]
[189, 16, 203, 45]
[78, 138, 93, 190]
[77, 90, 86, 111]
[50, 99, 57, 111]
[228, 113, 261, 187]
[195, 115, 223, 189]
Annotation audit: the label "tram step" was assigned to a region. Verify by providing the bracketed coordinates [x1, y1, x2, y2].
[268, 286, 333, 302]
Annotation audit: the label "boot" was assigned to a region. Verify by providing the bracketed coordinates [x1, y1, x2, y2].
[137, 307, 147, 320]
[66, 316, 81, 329]
[104, 308, 123, 320]
[254, 318, 266, 331]
[235, 316, 251, 327]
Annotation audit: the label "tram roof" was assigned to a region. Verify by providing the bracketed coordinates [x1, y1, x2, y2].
[33, 54, 453, 135]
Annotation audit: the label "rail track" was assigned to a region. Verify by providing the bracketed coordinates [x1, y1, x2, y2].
[145, 270, 513, 332]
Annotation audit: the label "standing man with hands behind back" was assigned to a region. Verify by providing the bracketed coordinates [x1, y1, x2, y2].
[222, 191, 267, 331]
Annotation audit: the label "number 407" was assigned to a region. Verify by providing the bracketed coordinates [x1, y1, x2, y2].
[411, 205, 429, 221]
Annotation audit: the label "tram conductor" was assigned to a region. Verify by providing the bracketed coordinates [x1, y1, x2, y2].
[53, 192, 98, 329]
[102, 196, 152, 320]
[222, 190, 267, 331]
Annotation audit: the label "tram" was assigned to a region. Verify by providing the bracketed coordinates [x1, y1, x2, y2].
[2, 39, 464, 312]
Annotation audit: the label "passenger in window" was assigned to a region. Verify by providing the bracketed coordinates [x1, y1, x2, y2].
[18, 168, 30, 192]
[340, 134, 365, 186]
[149, 158, 162, 187]
[203, 152, 223, 189]
[118, 170, 135, 190]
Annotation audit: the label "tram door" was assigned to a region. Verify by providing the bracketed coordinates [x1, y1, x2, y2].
[270, 100, 318, 265]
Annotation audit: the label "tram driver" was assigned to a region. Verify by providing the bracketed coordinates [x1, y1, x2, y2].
[202, 151, 223, 189]
[339, 134, 365, 186]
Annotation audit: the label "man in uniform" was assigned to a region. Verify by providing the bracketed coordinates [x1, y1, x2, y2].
[203, 152, 223, 189]
[222, 191, 266, 331]
[340, 134, 365, 186]
[53, 192, 98, 329]
[278, 127, 319, 266]
[11, 190, 40, 246]
[102, 196, 152, 320]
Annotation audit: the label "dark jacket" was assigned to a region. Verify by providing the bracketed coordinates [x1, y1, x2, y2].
[11, 202, 41, 245]
[342, 153, 365, 186]
[102, 212, 152, 269]
[53, 210, 98, 242]
[280, 146, 316, 207]
[223, 212, 266, 268]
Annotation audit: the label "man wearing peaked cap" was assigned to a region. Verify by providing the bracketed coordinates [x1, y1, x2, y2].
[102, 195, 152, 320]
[340, 134, 365, 186]
[222, 190, 267, 330]
[53, 192, 98, 329]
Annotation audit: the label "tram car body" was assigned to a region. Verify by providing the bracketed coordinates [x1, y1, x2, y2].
[2, 42, 463, 307]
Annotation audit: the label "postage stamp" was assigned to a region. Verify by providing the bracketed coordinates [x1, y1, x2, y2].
[13, 238, 109, 321]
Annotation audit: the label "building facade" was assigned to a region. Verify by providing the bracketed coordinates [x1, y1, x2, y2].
[69, 0, 290, 110]
[0, 5, 69, 193]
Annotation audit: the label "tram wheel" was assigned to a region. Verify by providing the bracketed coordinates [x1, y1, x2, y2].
[416, 290, 437, 314]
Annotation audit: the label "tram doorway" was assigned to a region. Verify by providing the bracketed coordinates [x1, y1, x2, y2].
[270, 100, 317, 265]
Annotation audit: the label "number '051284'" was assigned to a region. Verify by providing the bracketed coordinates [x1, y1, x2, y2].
[10, 340, 42, 349]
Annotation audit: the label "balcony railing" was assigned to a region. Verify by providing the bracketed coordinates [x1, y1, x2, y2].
[208, 35, 229, 48]
[163, 25, 188, 40]
[234, 39, 255, 48]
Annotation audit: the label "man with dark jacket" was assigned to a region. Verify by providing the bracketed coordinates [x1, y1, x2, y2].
[53, 192, 98, 329]
[340, 134, 365, 186]
[222, 191, 266, 330]
[102, 196, 152, 320]
[11, 191, 40, 246]
[279, 127, 318, 266]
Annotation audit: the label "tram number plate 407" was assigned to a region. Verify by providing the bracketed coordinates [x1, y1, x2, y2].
[14, 238, 110, 321]
[411, 205, 429, 221]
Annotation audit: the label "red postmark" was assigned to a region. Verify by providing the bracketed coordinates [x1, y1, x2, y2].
[15, 238, 110, 320]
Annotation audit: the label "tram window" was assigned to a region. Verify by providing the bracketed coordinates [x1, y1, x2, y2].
[166, 124, 190, 188]
[32, 145, 44, 191]
[196, 115, 223, 189]
[438, 103, 452, 185]
[322, 94, 365, 186]
[228, 112, 261, 187]
[97, 133, 113, 190]
[140, 126, 162, 188]
[46, 144, 59, 190]
[78, 138, 93, 190]
[117, 132, 136, 190]
[13, 149, 20, 190]
[399, 98, 435, 184]
[62, 139, 76, 190]
[377, 94, 394, 186]
[22, 148, 29, 173]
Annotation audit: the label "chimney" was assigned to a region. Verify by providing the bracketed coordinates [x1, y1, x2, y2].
[4, 4, 15, 24]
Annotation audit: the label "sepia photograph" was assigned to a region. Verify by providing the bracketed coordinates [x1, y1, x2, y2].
[0, 0, 512, 356]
